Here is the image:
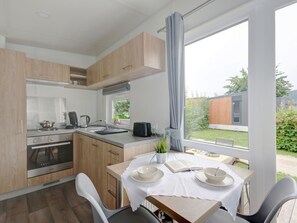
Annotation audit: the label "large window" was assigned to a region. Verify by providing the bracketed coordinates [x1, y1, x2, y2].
[184, 21, 249, 150]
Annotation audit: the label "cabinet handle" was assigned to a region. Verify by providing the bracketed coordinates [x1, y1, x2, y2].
[122, 65, 132, 70]
[92, 143, 98, 147]
[108, 150, 119, 156]
[108, 189, 116, 198]
[108, 163, 112, 166]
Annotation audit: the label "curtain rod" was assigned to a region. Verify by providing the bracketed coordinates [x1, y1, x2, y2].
[157, 0, 215, 33]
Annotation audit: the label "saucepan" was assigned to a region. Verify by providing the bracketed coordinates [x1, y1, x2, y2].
[39, 120, 55, 128]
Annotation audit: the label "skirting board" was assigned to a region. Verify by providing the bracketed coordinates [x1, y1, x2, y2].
[0, 175, 75, 201]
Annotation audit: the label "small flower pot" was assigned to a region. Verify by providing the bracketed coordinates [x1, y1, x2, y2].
[156, 153, 167, 164]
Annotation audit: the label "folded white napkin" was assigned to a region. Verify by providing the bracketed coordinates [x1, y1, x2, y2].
[121, 153, 244, 219]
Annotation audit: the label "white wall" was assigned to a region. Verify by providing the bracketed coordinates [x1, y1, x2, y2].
[129, 73, 169, 132]
[27, 83, 97, 126]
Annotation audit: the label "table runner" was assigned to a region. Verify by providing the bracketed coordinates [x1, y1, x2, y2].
[121, 153, 244, 219]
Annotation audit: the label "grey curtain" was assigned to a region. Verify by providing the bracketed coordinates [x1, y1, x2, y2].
[166, 12, 185, 152]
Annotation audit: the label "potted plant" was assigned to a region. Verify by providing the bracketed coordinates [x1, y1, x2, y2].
[113, 115, 120, 125]
[155, 136, 167, 164]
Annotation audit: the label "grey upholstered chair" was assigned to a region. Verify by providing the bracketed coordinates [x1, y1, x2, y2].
[205, 177, 297, 223]
[75, 173, 161, 223]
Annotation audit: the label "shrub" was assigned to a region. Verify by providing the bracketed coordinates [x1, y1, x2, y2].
[276, 107, 297, 152]
[185, 97, 209, 138]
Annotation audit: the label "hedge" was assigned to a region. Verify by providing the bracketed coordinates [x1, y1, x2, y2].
[276, 107, 297, 152]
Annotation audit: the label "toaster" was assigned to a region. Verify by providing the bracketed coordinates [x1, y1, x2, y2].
[133, 122, 152, 137]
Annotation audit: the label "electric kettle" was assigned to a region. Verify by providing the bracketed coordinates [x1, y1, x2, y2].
[80, 115, 90, 128]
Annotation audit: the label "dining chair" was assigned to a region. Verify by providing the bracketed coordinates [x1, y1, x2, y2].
[75, 173, 161, 223]
[205, 177, 297, 223]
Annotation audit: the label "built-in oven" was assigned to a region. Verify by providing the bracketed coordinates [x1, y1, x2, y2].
[27, 133, 73, 178]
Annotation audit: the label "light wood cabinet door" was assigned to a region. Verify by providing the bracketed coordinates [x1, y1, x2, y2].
[0, 49, 27, 194]
[86, 61, 101, 85]
[101, 52, 118, 81]
[90, 139, 106, 200]
[104, 144, 123, 209]
[74, 133, 91, 175]
[117, 34, 144, 75]
[26, 58, 70, 83]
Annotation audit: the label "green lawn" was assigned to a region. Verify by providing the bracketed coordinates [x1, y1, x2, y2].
[190, 128, 297, 157]
[190, 129, 249, 147]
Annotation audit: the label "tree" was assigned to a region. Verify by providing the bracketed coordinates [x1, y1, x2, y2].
[114, 99, 130, 119]
[223, 67, 293, 97]
[276, 67, 294, 97]
[223, 68, 248, 95]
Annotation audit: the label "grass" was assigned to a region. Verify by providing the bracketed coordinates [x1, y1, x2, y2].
[190, 129, 248, 147]
[190, 128, 297, 157]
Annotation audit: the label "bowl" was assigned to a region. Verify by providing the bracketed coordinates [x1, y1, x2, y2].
[204, 167, 227, 183]
[137, 166, 158, 180]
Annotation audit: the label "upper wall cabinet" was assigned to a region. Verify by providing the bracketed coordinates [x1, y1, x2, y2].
[26, 58, 70, 83]
[86, 32, 165, 89]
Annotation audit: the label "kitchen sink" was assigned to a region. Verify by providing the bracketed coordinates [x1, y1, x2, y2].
[95, 128, 128, 135]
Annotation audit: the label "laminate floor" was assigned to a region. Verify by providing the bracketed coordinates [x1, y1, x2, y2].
[0, 181, 93, 223]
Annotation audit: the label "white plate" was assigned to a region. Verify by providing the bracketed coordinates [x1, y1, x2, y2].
[130, 168, 164, 183]
[195, 170, 234, 187]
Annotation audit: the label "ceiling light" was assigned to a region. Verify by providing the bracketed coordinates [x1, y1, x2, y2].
[36, 11, 51, 19]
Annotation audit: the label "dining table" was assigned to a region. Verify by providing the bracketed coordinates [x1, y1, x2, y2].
[107, 152, 253, 223]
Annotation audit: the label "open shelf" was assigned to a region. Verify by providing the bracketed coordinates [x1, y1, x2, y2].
[69, 67, 87, 86]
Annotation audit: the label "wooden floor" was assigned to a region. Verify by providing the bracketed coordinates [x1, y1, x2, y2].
[0, 181, 93, 223]
[0, 179, 295, 223]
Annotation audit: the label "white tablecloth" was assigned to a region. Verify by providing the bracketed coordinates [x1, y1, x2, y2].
[121, 153, 244, 219]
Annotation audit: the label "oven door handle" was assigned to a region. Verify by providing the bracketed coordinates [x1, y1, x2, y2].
[31, 142, 71, 150]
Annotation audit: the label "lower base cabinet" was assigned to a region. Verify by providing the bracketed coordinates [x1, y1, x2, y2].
[73, 133, 155, 209]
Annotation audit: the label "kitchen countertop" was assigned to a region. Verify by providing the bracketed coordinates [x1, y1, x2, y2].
[27, 127, 160, 149]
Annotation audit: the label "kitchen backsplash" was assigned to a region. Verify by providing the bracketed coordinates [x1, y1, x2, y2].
[27, 96, 66, 129]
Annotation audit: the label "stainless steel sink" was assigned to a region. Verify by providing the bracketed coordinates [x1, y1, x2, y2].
[95, 128, 128, 135]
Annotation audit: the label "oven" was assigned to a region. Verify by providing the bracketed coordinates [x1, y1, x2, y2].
[27, 133, 73, 178]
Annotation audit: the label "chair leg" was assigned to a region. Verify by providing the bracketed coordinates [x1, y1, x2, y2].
[245, 182, 250, 205]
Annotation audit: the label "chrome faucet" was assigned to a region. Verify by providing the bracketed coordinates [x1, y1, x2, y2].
[99, 120, 108, 129]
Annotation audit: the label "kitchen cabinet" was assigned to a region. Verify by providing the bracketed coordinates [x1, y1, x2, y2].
[0, 49, 27, 194]
[86, 32, 165, 89]
[26, 58, 70, 83]
[74, 133, 156, 209]
[86, 61, 101, 85]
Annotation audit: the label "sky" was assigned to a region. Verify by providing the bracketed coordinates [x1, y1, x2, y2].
[185, 3, 297, 98]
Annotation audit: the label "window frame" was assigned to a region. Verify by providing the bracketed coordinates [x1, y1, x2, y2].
[106, 92, 131, 127]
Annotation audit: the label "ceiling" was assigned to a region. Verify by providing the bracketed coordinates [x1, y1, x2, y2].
[0, 0, 172, 56]
[0, 0, 250, 56]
